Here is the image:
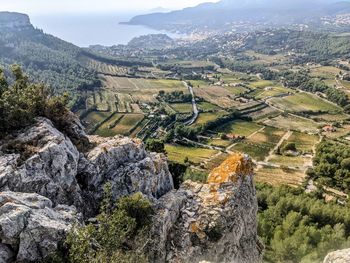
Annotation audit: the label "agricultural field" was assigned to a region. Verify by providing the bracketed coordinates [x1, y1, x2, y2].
[248, 126, 285, 148]
[310, 66, 341, 79]
[82, 111, 113, 131]
[170, 103, 193, 113]
[268, 92, 342, 114]
[96, 113, 144, 137]
[250, 86, 294, 100]
[197, 102, 221, 112]
[249, 80, 276, 89]
[280, 132, 320, 153]
[244, 50, 288, 64]
[224, 86, 250, 95]
[192, 111, 226, 127]
[216, 120, 263, 137]
[194, 86, 238, 108]
[231, 142, 271, 161]
[263, 114, 319, 133]
[256, 166, 306, 187]
[86, 60, 128, 75]
[165, 144, 218, 165]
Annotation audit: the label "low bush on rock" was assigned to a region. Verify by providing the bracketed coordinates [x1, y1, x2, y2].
[66, 183, 154, 263]
[0, 65, 69, 136]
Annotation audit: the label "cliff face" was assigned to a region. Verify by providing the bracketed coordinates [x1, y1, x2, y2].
[0, 117, 261, 263]
[0, 12, 33, 31]
[150, 154, 262, 263]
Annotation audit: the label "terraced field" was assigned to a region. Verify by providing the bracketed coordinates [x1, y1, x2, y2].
[194, 86, 238, 108]
[192, 111, 226, 127]
[96, 114, 145, 137]
[165, 144, 218, 165]
[263, 114, 319, 133]
[216, 120, 263, 137]
[268, 92, 342, 113]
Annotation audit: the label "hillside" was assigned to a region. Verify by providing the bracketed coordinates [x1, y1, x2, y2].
[126, 0, 350, 33]
[0, 12, 99, 101]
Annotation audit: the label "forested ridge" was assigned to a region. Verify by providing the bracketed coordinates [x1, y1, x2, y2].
[0, 14, 100, 103]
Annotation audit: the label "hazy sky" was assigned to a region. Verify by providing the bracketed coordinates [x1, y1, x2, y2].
[0, 0, 218, 15]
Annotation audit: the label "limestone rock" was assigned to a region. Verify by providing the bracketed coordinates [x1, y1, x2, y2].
[78, 135, 174, 214]
[324, 248, 350, 263]
[0, 118, 83, 208]
[149, 153, 263, 263]
[0, 191, 81, 263]
[0, 244, 14, 263]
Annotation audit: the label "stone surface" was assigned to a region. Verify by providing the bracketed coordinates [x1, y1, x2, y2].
[149, 153, 263, 263]
[78, 135, 174, 214]
[0, 191, 81, 263]
[324, 248, 350, 263]
[0, 118, 83, 208]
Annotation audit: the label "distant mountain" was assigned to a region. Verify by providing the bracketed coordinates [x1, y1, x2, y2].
[125, 0, 350, 33]
[0, 12, 99, 100]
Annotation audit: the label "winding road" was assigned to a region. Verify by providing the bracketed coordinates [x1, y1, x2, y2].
[183, 81, 199, 126]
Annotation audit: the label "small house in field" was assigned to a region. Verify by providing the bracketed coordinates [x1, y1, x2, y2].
[322, 125, 336, 132]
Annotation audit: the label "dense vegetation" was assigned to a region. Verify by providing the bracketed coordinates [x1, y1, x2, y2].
[309, 141, 350, 192]
[282, 71, 350, 110]
[157, 90, 192, 103]
[246, 30, 350, 63]
[0, 23, 99, 100]
[0, 66, 69, 136]
[66, 184, 153, 263]
[257, 184, 350, 263]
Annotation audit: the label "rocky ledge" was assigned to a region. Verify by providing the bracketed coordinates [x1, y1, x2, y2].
[324, 248, 350, 263]
[0, 117, 262, 263]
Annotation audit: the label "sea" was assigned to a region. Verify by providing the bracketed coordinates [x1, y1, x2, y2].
[30, 13, 179, 48]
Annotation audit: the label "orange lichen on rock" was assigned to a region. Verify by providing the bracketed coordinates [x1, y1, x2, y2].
[207, 153, 253, 184]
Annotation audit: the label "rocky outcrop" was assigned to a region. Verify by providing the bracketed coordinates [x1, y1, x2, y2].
[0, 12, 33, 31]
[78, 135, 174, 215]
[150, 154, 262, 263]
[0, 117, 174, 262]
[324, 249, 350, 263]
[0, 191, 81, 263]
[0, 118, 83, 208]
[0, 117, 261, 263]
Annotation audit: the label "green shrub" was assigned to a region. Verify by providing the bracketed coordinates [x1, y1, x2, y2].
[0, 65, 68, 136]
[66, 184, 153, 263]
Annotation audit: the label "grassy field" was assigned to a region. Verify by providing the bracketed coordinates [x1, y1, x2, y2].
[208, 139, 232, 148]
[269, 92, 342, 113]
[231, 142, 270, 161]
[249, 80, 276, 89]
[204, 153, 229, 170]
[263, 114, 319, 133]
[194, 86, 238, 108]
[216, 120, 263, 137]
[192, 112, 226, 127]
[281, 132, 320, 153]
[95, 113, 124, 137]
[251, 86, 294, 100]
[197, 102, 221, 112]
[256, 166, 306, 187]
[310, 66, 341, 79]
[170, 103, 193, 113]
[224, 86, 250, 95]
[82, 111, 112, 130]
[269, 155, 310, 168]
[165, 144, 218, 165]
[96, 114, 144, 137]
[248, 126, 285, 148]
